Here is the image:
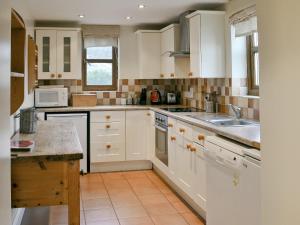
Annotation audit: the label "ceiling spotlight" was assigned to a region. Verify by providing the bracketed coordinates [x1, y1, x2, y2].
[78, 14, 85, 18]
[138, 4, 145, 9]
[126, 16, 132, 20]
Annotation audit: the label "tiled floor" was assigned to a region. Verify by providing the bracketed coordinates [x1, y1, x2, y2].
[49, 170, 205, 225]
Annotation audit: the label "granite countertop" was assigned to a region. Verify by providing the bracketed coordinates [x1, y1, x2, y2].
[37, 105, 261, 150]
[11, 121, 83, 161]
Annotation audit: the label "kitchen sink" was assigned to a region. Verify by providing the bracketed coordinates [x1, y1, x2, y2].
[187, 115, 258, 127]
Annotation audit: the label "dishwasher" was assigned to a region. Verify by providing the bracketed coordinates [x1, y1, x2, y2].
[204, 136, 261, 225]
[45, 112, 89, 173]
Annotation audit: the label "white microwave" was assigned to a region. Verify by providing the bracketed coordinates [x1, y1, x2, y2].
[35, 87, 68, 107]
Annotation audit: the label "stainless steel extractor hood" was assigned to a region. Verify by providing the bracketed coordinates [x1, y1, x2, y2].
[169, 10, 195, 57]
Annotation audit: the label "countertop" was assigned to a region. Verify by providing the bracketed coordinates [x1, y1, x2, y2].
[11, 121, 83, 161]
[37, 105, 260, 150]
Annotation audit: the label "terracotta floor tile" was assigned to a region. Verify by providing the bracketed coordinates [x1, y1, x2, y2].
[84, 208, 117, 223]
[110, 193, 141, 208]
[138, 194, 169, 205]
[171, 201, 193, 213]
[151, 214, 189, 225]
[122, 171, 147, 179]
[144, 202, 177, 216]
[132, 186, 161, 196]
[81, 173, 102, 184]
[115, 205, 148, 219]
[181, 213, 205, 225]
[119, 216, 154, 225]
[126, 178, 154, 187]
[83, 198, 112, 210]
[86, 219, 120, 225]
[164, 192, 181, 204]
[104, 179, 132, 190]
[49, 210, 85, 225]
[101, 172, 125, 181]
[81, 188, 109, 200]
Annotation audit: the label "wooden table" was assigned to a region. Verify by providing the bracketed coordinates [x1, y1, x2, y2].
[11, 121, 83, 225]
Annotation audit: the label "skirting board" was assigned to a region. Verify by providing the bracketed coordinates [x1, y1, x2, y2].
[90, 160, 152, 173]
[153, 165, 206, 219]
[12, 208, 25, 225]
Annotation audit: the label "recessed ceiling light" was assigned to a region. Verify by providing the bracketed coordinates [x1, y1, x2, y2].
[126, 16, 132, 20]
[138, 4, 145, 9]
[78, 14, 85, 18]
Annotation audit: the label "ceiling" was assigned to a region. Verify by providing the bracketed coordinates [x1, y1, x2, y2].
[25, 0, 227, 25]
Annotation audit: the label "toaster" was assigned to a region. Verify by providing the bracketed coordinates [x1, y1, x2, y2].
[167, 93, 177, 105]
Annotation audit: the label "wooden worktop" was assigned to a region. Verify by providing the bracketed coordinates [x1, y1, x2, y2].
[11, 121, 83, 161]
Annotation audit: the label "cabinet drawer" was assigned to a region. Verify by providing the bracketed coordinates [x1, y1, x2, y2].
[176, 121, 193, 140]
[90, 122, 124, 138]
[91, 140, 125, 163]
[192, 126, 215, 146]
[90, 111, 125, 122]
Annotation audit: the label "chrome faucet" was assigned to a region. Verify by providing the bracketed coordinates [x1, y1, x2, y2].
[229, 104, 242, 119]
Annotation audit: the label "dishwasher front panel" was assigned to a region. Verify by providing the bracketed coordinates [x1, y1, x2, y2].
[46, 112, 89, 173]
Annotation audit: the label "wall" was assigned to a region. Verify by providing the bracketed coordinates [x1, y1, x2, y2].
[0, 0, 12, 224]
[11, 0, 35, 134]
[258, 0, 300, 225]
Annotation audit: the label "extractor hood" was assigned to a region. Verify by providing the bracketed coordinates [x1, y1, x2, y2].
[169, 10, 195, 57]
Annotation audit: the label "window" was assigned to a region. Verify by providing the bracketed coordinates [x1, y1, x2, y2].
[83, 46, 118, 91]
[247, 32, 259, 95]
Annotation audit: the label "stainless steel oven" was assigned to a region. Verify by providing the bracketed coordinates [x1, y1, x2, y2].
[155, 112, 168, 166]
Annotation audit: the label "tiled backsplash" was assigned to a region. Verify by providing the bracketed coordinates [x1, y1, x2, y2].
[39, 78, 259, 120]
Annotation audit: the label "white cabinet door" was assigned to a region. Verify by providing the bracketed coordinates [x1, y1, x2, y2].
[192, 143, 207, 210]
[146, 110, 155, 160]
[187, 11, 225, 78]
[168, 117, 177, 177]
[36, 29, 57, 79]
[136, 31, 161, 79]
[126, 110, 148, 160]
[56, 30, 81, 79]
[160, 55, 175, 78]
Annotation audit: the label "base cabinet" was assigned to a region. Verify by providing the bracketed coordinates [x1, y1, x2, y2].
[126, 110, 149, 160]
[90, 111, 125, 163]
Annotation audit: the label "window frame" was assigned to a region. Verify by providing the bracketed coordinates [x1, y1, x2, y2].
[82, 46, 118, 91]
[247, 32, 259, 96]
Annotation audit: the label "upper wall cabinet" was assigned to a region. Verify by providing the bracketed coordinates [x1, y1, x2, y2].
[160, 24, 190, 79]
[136, 30, 161, 79]
[35, 28, 82, 80]
[187, 11, 226, 78]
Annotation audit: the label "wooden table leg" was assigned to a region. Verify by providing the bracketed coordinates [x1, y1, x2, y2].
[67, 160, 80, 225]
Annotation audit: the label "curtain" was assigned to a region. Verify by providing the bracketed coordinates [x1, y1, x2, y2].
[81, 25, 120, 48]
[229, 5, 257, 37]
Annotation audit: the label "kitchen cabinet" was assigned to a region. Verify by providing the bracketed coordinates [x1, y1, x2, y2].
[167, 117, 177, 177]
[160, 24, 189, 79]
[126, 110, 149, 160]
[90, 111, 125, 162]
[146, 110, 155, 160]
[136, 30, 161, 79]
[187, 11, 226, 78]
[35, 28, 81, 80]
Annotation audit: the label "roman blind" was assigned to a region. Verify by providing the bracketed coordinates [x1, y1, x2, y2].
[229, 5, 257, 37]
[81, 25, 120, 48]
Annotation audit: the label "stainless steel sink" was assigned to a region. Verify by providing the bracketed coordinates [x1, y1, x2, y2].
[187, 115, 258, 127]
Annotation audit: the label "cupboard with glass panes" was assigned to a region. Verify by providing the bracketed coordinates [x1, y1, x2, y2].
[35, 28, 82, 80]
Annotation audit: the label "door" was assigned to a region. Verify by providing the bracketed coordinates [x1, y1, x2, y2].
[189, 14, 201, 78]
[36, 29, 57, 79]
[46, 113, 88, 173]
[146, 111, 155, 160]
[192, 143, 207, 210]
[126, 110, 148, 160]
[56, 30, 80, 79]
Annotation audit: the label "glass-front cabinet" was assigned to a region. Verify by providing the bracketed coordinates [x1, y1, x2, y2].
[35, 28, 81, 80]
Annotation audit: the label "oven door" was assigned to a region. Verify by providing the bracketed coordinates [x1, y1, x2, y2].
[155, 124, 168, 166]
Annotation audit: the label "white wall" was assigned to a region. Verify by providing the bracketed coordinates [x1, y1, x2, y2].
[0, 0, 12, 224]
[10, 0, 35, 134]
[257, 0, 300, 225]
